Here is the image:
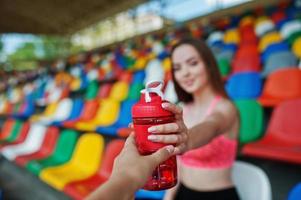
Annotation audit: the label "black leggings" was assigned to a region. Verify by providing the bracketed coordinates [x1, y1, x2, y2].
[174, 183, 240, 200]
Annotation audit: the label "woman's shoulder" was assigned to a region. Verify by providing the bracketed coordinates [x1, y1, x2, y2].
[215, 97, 239, 120]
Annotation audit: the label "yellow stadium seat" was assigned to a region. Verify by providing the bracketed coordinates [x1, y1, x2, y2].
[70, 77, 81, 91]
[147, 52, 156, 60]
[75, 99, 120, 131]
[134, 57, 147, 70]
[239, 16, 255, 27]
[255, 16, 269, 26]
[259, 32, 282, 52]
[40, 133, 104, 190]
[224, 28, 240, 44]
[109, 81, 129, 101]
[30, 102, 58, 122]
[163, 58, 171, 72]
[292, 37, 301, 59]
[0, 99, 8, 115]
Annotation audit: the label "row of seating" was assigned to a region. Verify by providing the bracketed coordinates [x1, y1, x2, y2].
[0, 120, 124, 199]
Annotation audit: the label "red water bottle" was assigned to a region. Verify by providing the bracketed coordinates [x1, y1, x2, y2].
[132, 81, 177, 190]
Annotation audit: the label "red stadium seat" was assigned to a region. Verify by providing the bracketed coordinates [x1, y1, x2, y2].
[242, 98, 301, 164]
[63, 100, 100, 128]
[97, 83, 112, 99]
[258, 68, 301, 107]
[0, 122, 30, 150]
[63, 139, 125, 200]
[232, 55, 261, 73]
[0, 119, 16, 141]
[15, 126, 59, 166]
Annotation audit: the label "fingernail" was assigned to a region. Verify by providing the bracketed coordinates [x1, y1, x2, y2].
[162, 103, 168, 108]
[148, 127, 157, 133]
[166, 145, 174, 153]
[148, 135, 157, 141]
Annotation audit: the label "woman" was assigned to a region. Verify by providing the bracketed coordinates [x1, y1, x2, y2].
[147, 38, 240, 200]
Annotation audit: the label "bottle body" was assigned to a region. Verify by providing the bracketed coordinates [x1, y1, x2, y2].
[133, 115, 178, 190]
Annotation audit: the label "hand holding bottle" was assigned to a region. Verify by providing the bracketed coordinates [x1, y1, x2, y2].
[147, 102, 189, 155]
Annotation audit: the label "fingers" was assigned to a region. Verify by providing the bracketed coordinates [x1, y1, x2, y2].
[124, 132, 136, 150]
[148, 133, 184, 144]
[173, 143, 186, 155]
[162, 102, 183, 118]
[148, 145, 174, 165]
[148, 123, 179, 134]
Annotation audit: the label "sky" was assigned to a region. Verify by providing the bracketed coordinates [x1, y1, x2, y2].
[1, 0, 250, 58]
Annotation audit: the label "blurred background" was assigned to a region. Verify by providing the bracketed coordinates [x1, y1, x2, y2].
[0, 0, 301, 199]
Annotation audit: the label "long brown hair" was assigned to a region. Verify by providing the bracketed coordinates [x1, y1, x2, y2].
[170, 38, 228, 103]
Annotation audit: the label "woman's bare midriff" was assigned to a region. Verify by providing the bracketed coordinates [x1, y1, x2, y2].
[179, 161, 234, 191]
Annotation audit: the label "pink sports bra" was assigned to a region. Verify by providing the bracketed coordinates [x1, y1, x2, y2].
[180, 96, 237, 169]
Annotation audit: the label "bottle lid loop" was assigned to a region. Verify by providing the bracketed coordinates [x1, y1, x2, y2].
[141, 81, 164, 102]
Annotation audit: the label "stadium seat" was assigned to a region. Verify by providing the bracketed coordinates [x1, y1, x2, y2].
[63, 99, 99, 129]
[261, 51, 297, 77]
[76, 98, 120, 131]
[217, 58, 231, 77]
[17, 100, 35, 118]
[37, 98, 73, 125]
[258, 68, 301, 107]
[96, 99, 135, 136]
[239, 15, 255, 28]
[239, 25, 258, 45]
[132, 70, 146, 84]
[0, 99, 7, 115]
[14, 126, 59, 166]
[97, 83, 112, 99]
[232, 54, 261, 73]
[108, 81, 129, 101]
[84, 80, 99, 100]
[52, 98, 84, 126]
[30, 102, 58, 122]
[70, 77, 81, 92]
[242, 98, 301, 164]
[40, 133, 104, 190]
[271, 9, 286, 25]
[0, 119, 17, 142]
[226, 72, 262, 99]
[232, 161, 272, 200]
[259, 32, 283, 52]
[234, 100, 263, 143]
[288, 182, 301, 200]
[26, 129, 79, 176]
[164, 80, 178, 103]
[144, 59, 164, 84]
[224, 28, 240, 44]
[207, 31, 224, 45]
[135, 190, 165, 199]
[292, 37, 301, 58]
[63, 139, 124, 200]
[255, 18, 275, 37]
[1, 124, 47, 160]
[287, 30, 301, 45]
[128, 82, 144, 100]
[0, 122, 30, 150]
[1, 120, 25, 144]
[261, 41, 290, 63]
[280, 19, 301, 39]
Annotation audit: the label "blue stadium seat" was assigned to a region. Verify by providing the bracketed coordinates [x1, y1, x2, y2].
[52, 98, 84, 126]
[226, 72, 262, 99]
[288, 182, 301, 200]
[135, 189, 165, 199]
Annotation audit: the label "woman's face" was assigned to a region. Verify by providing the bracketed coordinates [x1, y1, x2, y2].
[172, 44, 209, 94]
